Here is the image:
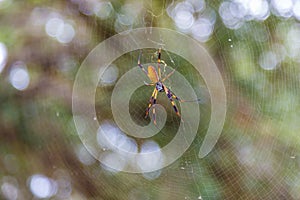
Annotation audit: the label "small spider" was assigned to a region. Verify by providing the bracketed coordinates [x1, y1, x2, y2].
[138, 48, 195, 125]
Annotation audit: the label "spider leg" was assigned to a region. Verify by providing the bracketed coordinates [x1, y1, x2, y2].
[169, 88, 201, 103]
[163, 86, 181, 117]
[138, 50, 148, 75]
[171, 92, 182, 102]
[145, 88, 158, 118]
[157, 48, 162, 79]
[161, 68, 176, 82]
[152, 88, 158, 125]
[144, 81, 155, 86]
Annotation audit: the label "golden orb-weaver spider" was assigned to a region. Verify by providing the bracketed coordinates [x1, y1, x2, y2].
[138, 48, 196, 125]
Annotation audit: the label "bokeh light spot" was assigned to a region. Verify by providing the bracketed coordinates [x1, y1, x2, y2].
[248, 0, 270, 20]
[271, 0, 293, 18]
[0, 42, 7, 73]
[45, 18, 75, 43]
[191, 18, 214, 42]
[9, 62, 30, 91]
[97, 121, 138, 154]
[52, 169, 72, 199]
[45, 18, 64, 37]
[293, 1, 300, 20]
[29, 174, 57, 199]
[187, 0, 205, 12]
[219, 0, 270, 29]
[114, 3, 142, 33]
[285, 24, 300, 61]
[101, 152, 126, 173]
[173, 2, 195, 30]
[76, 145, 96, 166]
[136, 140, 164, 173]
[99, 64, 119, 86]
[56, 23, 75, 44]
[259, 51, 278, 70]
[94, 2, 113, 20]
[219, 1, 244, 29]
[1, 176, 18, 200]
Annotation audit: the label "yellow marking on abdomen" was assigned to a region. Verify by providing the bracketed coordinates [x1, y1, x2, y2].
[147, 66, 159, 83]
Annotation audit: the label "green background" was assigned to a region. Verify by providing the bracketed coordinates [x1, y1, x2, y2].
[1, 0, 300, 199]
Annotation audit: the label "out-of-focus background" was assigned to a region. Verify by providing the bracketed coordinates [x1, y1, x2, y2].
[1, 0, 300, 199]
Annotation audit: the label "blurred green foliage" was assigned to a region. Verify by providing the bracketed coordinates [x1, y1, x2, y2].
[1, 0, 300, 199]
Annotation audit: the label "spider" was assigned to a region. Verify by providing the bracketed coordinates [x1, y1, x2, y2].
[138, 48, 193, 125]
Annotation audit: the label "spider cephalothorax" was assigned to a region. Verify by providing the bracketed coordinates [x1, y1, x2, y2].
[155, 82, 164, 92]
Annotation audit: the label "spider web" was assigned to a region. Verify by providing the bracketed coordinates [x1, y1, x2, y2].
[1, 1, 299, 199]
[96, 47, 208, 147]
[92, 1, 300, 200]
